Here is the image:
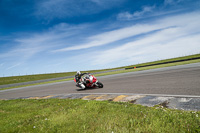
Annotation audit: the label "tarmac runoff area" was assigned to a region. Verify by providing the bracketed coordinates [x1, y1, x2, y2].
[2, 93, 200, 111]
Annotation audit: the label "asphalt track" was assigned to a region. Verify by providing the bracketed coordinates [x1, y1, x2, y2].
[0, 63, 200, 99]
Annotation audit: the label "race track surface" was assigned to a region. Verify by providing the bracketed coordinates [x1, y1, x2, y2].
[0, 63, 200, 99]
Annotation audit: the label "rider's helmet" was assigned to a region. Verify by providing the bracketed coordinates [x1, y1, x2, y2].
[77, 71, 81, 75]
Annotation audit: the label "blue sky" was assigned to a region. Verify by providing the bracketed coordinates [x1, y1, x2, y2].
[0, 0, 200, 77]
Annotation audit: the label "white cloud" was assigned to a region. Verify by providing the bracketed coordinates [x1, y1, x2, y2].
[117, 0, 191, 21]
[0, 23, 89, 60]
[35, 0, 126, 20]
[53, 22, 167, 52]
[6, 63, 21, 70]
[53, 11, 200, 53]
[90, 11, 200, 66]
[0, 35, 50, 60]
[131, 5, 155, 17]
[164, 0, 175, 5]
[117, 5, 155, 20]
[164, 0, 183, 5]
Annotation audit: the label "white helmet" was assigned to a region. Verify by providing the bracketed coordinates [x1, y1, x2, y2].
[77, 71, 81, 75]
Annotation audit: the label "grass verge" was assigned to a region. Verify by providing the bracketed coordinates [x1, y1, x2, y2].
[1, 59, 200, 91]
[125, 53, 200, 69]
[0, 99, 199, 133]
[0, 78, 74, 91]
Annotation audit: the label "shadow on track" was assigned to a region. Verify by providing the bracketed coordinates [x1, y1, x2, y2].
[76, 87, 103, 91]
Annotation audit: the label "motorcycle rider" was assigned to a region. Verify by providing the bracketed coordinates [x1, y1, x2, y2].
[75, 71, 89, 89]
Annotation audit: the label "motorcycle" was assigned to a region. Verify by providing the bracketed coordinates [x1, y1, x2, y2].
[74, 74, 103, 89]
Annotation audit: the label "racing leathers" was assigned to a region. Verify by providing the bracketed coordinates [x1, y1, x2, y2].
[75, 72, 88, 89]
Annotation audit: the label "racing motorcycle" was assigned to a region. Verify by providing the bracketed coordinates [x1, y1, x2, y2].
[74, 74, 103, 89]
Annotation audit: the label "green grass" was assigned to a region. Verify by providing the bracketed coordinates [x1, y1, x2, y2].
[125, 53, 200, 69]
[0, 99, 199, 133]
[0, 78, 74, 91]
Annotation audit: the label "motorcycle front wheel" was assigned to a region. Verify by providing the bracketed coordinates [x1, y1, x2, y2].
[97, 82, 103, 88]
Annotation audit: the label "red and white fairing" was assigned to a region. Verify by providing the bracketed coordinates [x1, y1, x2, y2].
[85, 75, 97, 87]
